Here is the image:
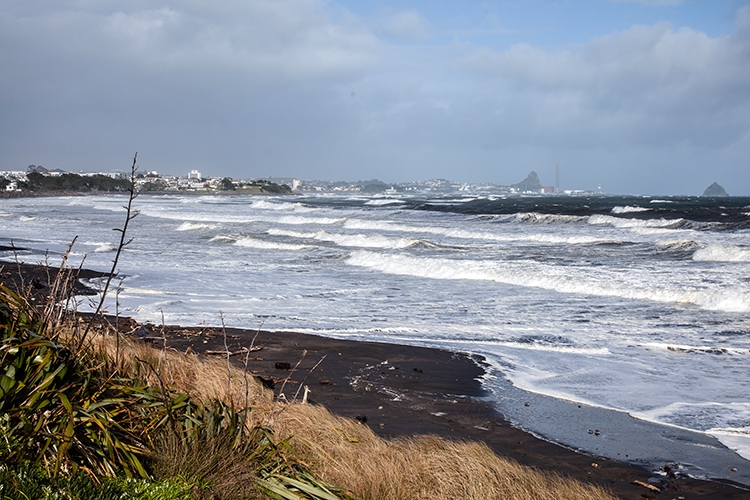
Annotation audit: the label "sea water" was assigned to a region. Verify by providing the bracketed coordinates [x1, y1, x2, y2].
[2, 193, 750, 482]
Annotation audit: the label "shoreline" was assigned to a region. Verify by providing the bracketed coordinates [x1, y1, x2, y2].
[98, 318, 750, 499]
[2, 262, 750, 498]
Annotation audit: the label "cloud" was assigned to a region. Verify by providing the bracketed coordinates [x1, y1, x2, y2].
[341, 13, 750, 190]
[374, 9, 436, 41]
[1, 1, 378, 85]
[1, 1, 749, 193]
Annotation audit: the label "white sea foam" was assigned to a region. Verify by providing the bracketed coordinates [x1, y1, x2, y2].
[346, 250, 750, 312]
[638, 402, 750, 455]
[364, 199, 405, 206]
[176, 221, 219, 231]
[234, 236, 309, 251]
[19, 215, 36, 221]
[344, 219, 609, 245]
[692, 244, 750, 262]
[497, 341, 610, 355]
[266, 228, 318, 239]
[709, 429, 750, 461]
[588, 214, 683, 229]
[251, 199, 310, 212]
[267, 228, 422, 249]
[84, 241, 117, 253]
[278, 215, 346, 226]
[138, 207, 340, 226]
[611, 205, 650, 214]
[0, 211, 11, 217]
[120, 287, 175, 296]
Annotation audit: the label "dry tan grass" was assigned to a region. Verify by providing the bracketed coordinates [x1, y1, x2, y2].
[268, 404, 616, 500]
[66, 322, 273, 408]
[80, 323, 615, 500]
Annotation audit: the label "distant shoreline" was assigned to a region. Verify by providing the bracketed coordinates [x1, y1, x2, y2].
[0, 188, 296, 199]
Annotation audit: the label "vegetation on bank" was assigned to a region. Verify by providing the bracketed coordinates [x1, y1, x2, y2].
[5, 171, 292, 196]
[0, 279, 351, 500]
[18, 172, 132, 193]
[0, 278, 617, 500]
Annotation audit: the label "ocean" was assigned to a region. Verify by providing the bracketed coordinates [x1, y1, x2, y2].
[2, 192, 750, 483]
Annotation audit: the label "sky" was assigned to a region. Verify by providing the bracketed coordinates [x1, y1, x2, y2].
[1, 0, 750, 195]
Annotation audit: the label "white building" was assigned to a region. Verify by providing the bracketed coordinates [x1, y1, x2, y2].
[188, 170, 202, 180]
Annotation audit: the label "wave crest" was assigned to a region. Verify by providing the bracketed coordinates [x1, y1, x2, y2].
[176, 221, 219, 231]
[513, 212, 588, 224]
[611, 205, 650, 214]
[267, 228, 422, 249]
[693, 244, 750, 262]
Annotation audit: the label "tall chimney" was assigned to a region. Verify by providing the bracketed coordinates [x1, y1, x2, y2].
[555, 162, 560, 193]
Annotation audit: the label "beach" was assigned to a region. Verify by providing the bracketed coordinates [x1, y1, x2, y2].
[156, 321, 749, 499]
[3, 262, 748, 499]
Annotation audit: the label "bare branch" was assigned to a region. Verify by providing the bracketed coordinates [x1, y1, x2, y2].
[76, 152, 139, 352]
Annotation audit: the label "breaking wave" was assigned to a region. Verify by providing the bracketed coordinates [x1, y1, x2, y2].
[176, 221, 219, 231]
[611, 205, 650, 214]
[209, 235, 236, 243]
[588, 214, 684, 229]
[692, 244, 750, 262]
[83, 241, 117, 253]
[267, 228, 423, 249]
[512, 212, 588, 224]
[346, 250, 750, 313]
[251, 200, 310, 212]
[234, 236, 309, 251]
[655, 240, 704, 252]
[364, 199, 405, 206]
[278, 215, 346, 226]
[344, 219, 610, 245]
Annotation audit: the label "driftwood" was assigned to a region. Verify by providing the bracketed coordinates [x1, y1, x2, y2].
[631, 480, 660, 493]
[205, 345, 263, 356]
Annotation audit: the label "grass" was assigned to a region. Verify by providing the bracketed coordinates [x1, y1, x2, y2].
[1, 280, 352, 499]
[0, 273, 619, 500]
[82, 319, 616, 500]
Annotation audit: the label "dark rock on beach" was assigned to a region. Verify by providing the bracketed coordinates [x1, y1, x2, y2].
[0, 261, 107, 301]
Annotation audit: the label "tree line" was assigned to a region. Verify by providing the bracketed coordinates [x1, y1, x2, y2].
[18, 172, 131, 193]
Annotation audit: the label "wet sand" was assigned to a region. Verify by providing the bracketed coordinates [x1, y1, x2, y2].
[2, 261, 750, 499]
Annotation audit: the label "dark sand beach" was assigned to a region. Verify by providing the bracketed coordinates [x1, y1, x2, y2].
[2, 261, 750, 499]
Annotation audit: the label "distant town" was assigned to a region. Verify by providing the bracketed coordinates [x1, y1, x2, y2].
[0, 164, 603, 196]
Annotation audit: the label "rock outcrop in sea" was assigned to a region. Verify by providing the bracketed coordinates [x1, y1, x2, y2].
[703, 182, 729, 197]
[513, 171, 543, 192]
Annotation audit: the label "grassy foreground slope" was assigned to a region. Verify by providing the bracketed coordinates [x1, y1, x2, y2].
[0, 276, 616, 500]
